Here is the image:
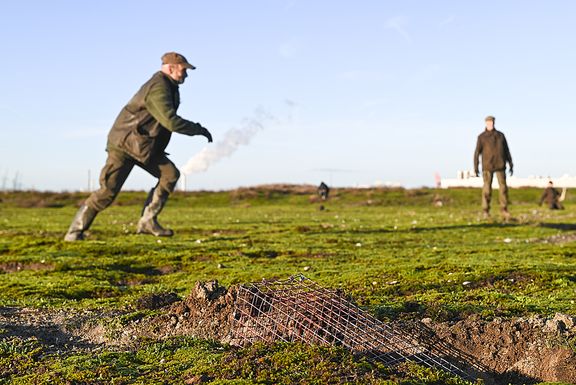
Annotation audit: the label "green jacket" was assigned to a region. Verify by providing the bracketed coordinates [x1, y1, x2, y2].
[107, 71, 206, 164]
[540, 187, 560, 205]
[474, 129, 513, 173]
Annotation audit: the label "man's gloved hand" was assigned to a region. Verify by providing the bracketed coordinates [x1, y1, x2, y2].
[200, 125, 213, 143]
[475, 170, 480, 177]
[509, 168, 513, 176]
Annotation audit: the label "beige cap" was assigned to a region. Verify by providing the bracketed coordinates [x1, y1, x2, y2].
[161, 52, 195, 69]
[485, 115, 495, 122]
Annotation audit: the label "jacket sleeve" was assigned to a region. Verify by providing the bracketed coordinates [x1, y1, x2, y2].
[539, 189, 546, 205]
[144, 81, 205, 136]
[473, 137, 482, 173]
[503, 135, 513, 169]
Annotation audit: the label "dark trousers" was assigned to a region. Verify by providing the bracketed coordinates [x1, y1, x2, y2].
[86, 149, 180, 212]
[548, 201, 564, 210]
[482, 170, 508, 212]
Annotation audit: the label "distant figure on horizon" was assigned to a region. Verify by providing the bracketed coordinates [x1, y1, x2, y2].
[64, 52, 213, 241]
[473, 115, 513, 220]
[539, 181, 565, 210]
[318, 182, 330, 200]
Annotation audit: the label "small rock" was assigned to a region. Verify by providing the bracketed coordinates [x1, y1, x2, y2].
[544, 319, 563, 334]
[552, 313, 575, 330]
[194, 281, 226, 301]
[185, 374, 210, 384]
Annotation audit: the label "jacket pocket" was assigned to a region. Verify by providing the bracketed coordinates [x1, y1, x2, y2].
[121, 129, 155, 164]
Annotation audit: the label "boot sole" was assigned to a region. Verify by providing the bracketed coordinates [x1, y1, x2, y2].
[136, 228, 174, 237]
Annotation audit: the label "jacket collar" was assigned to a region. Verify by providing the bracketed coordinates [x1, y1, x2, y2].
[158, 71, 180, 88]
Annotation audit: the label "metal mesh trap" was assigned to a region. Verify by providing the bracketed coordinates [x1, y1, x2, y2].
[233, 274, 471, 380]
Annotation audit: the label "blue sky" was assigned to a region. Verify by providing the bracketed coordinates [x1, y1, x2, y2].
[1, 1, 575, 191]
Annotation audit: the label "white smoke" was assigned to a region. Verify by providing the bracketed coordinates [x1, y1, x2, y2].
[181, 107, 277, 175]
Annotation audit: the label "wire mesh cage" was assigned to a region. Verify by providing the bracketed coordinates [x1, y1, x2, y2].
[232, 274, 472, 380]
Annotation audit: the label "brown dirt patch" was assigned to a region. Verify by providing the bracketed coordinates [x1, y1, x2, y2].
[0, 261, 55, 273]
[427, 313, 576, 384]
[2, 281, 576, 384]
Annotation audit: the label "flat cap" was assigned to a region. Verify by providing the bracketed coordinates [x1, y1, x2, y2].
[485, 115, 495, 121]
[161, 52, 195, 70]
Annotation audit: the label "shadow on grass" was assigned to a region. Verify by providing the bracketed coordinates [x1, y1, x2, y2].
[409, 222, 521, 233]
[305, 222, 523, 236]
[539, 222, 576, 231]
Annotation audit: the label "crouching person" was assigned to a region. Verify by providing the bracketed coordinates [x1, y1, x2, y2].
[539, 181, 565, 210]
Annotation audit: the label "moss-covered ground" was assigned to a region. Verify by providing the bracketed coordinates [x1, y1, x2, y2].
[1, 186, 575, 384]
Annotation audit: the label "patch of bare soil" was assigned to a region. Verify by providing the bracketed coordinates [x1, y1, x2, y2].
[0, 261, 55, 273]
[532, 232, 576, 244]
[2, 281, 576, 384]
[122, 281, 237, 345]
[526, 223, 576, 244]
[426, 313, 576, 384]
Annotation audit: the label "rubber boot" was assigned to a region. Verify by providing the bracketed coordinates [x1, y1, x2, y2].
[137, 188, 174, 237]
[64, 204, 98, 241]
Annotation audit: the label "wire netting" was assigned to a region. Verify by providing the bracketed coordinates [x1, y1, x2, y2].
[232, 274, 472, 380]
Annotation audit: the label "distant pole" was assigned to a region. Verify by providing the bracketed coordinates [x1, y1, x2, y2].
[12, 171, 19, 191]
[87, 169, 91, 192]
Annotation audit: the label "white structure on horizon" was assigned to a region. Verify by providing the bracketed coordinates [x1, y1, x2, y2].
[441, 171, 576, 189]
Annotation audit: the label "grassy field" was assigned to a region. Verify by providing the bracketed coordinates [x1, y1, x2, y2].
[1, 186, 576, 384]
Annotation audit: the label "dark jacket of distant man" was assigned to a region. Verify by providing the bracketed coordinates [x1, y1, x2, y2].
[540, 184, 563, 209]
[473, 129, 513, 174]
[473, 116, 513, 218]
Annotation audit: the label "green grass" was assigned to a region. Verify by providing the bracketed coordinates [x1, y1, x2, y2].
[1, 186, 576, 383]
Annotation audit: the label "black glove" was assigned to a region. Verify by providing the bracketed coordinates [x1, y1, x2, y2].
[200, 125, 213, 143]
[509, 168, 513, 176]
[475, 170, 480, 177]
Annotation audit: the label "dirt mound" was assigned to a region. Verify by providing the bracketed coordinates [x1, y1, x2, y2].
[135, 281, 576, 384]
[429, 313, 576, 383]
[135, 292, 180, 310]
[158, 282, 576, 384]
[3, 281, 576, 384]
[118, 281, 238, 346]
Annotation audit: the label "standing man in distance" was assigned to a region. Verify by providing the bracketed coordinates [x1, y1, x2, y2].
[473, 115, 513, 220]
[64, 52, 213, 241]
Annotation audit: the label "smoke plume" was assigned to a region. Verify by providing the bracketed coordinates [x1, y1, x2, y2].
[181, 107, 276, 175]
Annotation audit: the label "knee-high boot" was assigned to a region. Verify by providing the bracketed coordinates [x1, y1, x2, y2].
[64, 204, 98, 241]
[137, 188, 174, 237]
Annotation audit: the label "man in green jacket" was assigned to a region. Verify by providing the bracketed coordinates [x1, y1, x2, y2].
[64, 52, 212, 241]
[473, 115, 513, 219]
